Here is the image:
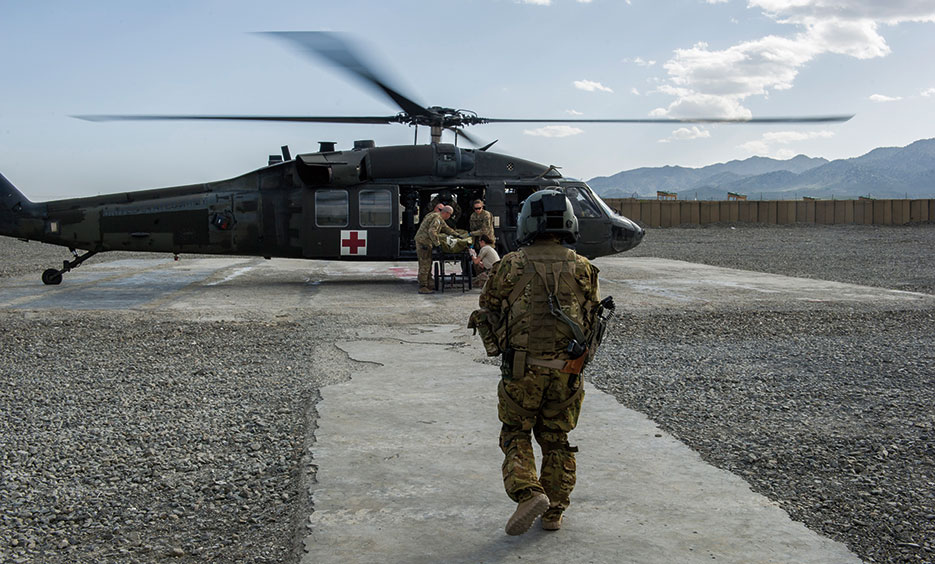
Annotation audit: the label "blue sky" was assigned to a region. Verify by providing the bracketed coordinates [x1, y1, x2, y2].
[1, 0, 934, 200]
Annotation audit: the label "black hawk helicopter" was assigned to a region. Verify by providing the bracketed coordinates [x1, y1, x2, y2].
[0, 32, 852, 285]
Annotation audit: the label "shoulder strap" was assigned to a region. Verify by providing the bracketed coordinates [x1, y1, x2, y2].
[507, 249, 535, 305]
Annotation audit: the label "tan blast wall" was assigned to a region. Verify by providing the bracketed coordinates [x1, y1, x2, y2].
[605, 198, 935, 228]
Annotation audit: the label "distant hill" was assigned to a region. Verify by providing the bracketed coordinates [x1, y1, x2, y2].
[588, 138, 935, 200]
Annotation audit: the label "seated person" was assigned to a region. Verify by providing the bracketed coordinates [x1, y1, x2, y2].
[470, 234, 500, 287]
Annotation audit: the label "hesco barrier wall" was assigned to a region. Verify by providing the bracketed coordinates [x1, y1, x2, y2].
[604, 198, 935, 228]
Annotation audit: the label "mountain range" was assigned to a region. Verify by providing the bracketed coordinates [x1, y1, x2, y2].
[587, 138, 935, 200]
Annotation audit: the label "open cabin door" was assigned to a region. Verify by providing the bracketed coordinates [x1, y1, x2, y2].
[498, 182, 540, 254]
[301, 184, 400, 259]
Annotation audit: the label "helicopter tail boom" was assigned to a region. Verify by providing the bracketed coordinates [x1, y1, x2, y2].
[0, 173, 39, 238]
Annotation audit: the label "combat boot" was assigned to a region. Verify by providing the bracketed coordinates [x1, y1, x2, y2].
[505, 492, 549, 536]
[418, 286, 435, 294]
[541, 506, 564, 531]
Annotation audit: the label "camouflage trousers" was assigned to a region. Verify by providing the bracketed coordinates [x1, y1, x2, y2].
[498, 364, 584, 510]
[416, 242, 433, 289]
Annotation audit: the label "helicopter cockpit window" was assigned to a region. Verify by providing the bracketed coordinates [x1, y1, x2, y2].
[315, 189, 348, 227]
[359, 189, 392, 227]
[564, 186, 602, 218]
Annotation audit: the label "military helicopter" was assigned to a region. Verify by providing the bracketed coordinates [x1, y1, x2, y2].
[0, 32, 852, 285]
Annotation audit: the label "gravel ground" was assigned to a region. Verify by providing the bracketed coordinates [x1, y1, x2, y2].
[625, 223, 935, 295]
[0, 312, 355, 563]
[0, 241, 356, 563]
[591, 223, 935, 564]
[2, 225, 934, 563]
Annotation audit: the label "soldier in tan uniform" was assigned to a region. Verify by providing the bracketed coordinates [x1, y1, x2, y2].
[469, 199, 496, 246]
[414, 205, 457, 294]
[477, 190, 602, 535]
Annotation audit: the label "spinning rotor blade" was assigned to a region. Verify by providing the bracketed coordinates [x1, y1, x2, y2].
[75, 32, 855, 141]
[480, 115, 854, 124]
[263, 31, 430, 120]
[448, 127, 481, 147]
[75, 114, 400, 124]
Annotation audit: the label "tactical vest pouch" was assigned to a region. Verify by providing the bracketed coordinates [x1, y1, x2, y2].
[468, 308, 502, 357]
[562, 350, 589, 375]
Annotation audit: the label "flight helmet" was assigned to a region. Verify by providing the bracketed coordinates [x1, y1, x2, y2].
[515, 190, 579, 245]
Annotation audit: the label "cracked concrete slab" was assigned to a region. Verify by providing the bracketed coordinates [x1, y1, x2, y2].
[302, 325, 861, 564]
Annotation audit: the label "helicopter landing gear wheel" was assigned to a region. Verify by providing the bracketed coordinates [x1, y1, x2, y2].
[42, 268, 63, 285]
[41, 249, 98, 285]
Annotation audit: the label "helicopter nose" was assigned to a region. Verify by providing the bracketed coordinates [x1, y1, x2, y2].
[611, 217, 645, 252]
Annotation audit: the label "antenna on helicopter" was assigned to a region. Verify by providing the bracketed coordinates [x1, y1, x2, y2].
[479, 140, 498, 152]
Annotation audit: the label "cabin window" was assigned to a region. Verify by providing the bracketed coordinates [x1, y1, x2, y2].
[565, 186, 602, 218]
[359, 189, 392, 227]
[315, 189, 348, 227]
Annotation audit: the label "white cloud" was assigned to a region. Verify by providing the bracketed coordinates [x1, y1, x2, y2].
[658, 126, 711, 143]
[519, 0, 551, 5]
[739, 139, 771, 154]
[806, 18, 890, 58]
[653, 2, 935, 119]
[651, 85, 753, 119]
[922, 88, 935, 97]
[631, 87, 641, 96]
[523, 125, 585, 138]
[565, 109, 583, 115]
[623, 56, 656, 67]
[762, 130, 835, 143]
[573, 79, 614, 93]
[869, 93, 902, 102]
[739, 129, 835, 156]
[750, 1, 935, 24]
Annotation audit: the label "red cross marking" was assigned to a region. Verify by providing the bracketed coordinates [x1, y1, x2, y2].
[341, 231, 366, 254]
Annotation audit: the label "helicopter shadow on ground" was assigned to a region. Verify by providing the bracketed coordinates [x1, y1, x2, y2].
[0, 254, 477, 312]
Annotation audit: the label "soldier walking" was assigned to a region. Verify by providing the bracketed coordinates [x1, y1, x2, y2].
[477, 190, 603, 535]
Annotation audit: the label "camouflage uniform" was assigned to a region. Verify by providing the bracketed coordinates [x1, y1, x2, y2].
[414, 210, 459, 290]
[427, 195, 461, 227]
[479, 236, 599, 518]
[469, 209, 496, 246]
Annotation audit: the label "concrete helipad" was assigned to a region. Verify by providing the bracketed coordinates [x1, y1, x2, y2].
[2, 255, 931, 314]
[4, 254, 927, 562]
[303, 326, 861, 564]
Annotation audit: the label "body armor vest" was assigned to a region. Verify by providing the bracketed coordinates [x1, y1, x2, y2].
[505, 243, 590, 359]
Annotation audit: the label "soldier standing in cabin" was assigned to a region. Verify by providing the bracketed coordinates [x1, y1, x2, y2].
[469, 198, 496, 247]
[414, 205, 457, 294]
[474, 190, 610, 535]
